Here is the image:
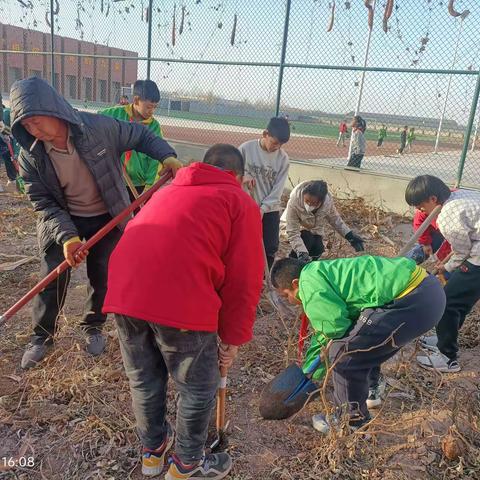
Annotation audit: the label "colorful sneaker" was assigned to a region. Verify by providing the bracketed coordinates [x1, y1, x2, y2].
[165, 453, 232, 480]
[366, 375, 387, 409]
[419, 334, 438, 352]
[142, 434, 174, 476]
[417, 351, 460, 373]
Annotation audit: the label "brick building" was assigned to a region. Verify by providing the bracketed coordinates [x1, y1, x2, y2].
[0, 23, 138, 103]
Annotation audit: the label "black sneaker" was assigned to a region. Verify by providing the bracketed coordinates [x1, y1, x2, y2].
[366, 375, 387, 408]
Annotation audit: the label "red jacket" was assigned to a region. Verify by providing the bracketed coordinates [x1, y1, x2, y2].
[413, 209, 451, 261]
[339, 122, 348, 133]
[103, 162, 264, 345]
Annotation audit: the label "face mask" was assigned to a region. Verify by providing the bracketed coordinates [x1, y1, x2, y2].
[304, 203, 317, 213]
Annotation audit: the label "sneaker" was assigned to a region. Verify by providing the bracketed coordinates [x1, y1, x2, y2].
[312, 413, 337, 434]
[4, 180, 17, 193]
[165, 453, 232, 480]
[85, 332, 106, 356]
[419, 334, 438, 352]
[366, 375, 387, 409]
[21, 343, 51, 369]
[312, 413, 370, 436]
[142, 434, 174, 476]
[417, 351, 461, 373]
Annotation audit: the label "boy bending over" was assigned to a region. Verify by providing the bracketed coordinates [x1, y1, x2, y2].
[271, 256, 445, 431]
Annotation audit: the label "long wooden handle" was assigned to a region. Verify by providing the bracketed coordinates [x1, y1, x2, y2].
[0, 171, 172, 326]
[216, 366, 228, 431]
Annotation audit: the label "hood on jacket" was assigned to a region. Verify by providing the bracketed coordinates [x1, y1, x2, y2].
[10, 77, 83, 151]
[290, 181, 334, 213]
[173, 162, 240, 187]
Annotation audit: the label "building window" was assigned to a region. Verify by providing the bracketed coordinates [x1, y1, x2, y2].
[8, 67, 22, 89]
[98, 79, 107, 102]
[82, 77, 93, 101]
[29, 69, 42, 78]
[66, 75, 77, 99]
[112, 81, 121, 102]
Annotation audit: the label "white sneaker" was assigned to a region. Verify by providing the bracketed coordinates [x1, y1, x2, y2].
[419, 334, 438, 352]
[366, 375, 387, 408]
[417, 351, 460, 373]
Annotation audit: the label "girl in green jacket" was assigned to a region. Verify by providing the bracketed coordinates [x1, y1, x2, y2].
[271, 255, 446, 432]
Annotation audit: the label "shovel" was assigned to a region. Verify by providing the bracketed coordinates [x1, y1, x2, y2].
[259, 355, 322, 420]
[210, 366, 229, 451]
[0, 171, 173, 326]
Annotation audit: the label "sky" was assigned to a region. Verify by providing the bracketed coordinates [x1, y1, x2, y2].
[0, 0, 478, 124]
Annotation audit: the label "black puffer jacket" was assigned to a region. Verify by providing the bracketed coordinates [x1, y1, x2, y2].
[10, 77, 177, 251]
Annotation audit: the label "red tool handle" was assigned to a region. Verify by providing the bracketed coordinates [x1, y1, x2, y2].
[0, 170, 173, 326]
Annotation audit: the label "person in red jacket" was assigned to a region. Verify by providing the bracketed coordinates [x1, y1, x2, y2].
[103, 144, 264, 480]
[405, 209, 451, 264]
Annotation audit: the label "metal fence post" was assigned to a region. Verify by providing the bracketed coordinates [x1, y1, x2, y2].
[50, 0, 55, 88]
[456, 69, 480, 187]
[146, 0, 153, 80]
[274, 0, 292, 117]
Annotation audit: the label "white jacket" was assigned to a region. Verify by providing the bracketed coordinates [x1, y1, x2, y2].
[284, 182, 351, 254]
[437, 189, 480, 272]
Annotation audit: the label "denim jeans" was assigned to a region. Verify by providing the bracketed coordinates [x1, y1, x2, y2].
[115, 314, 220, 463]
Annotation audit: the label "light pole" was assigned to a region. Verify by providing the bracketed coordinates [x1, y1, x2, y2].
[347, 0, 376, 163]
[434, 13, 469, 153]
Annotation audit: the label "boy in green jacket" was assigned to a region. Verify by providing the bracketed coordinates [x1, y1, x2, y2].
[271, 255, 446, 431]
[100, 80, 178, 200]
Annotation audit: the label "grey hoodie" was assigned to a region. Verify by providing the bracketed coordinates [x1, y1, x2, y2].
[284, 181, 351, 254]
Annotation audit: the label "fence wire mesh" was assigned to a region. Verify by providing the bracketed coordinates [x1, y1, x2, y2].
[0, 0, 479, 188]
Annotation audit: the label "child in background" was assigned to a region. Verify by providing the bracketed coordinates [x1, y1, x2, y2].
[240, 117, 290, 269]
[405, 175, 480, 373]
[398, 126, 408, 154]
[271, 256, 445, 431]
[336, 120, 348, 147]
[406, 127, 416, 152]
[284, 180, 364, 262]
[377, 125, 387, 148]
[346, 115, 366, 168]
[100, 80, 179, 201]
[405, 208, 451, 265]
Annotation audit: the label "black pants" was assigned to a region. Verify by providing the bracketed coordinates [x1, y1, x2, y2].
[377, 138, 384, 147]
[263, 211, 280, 270]
[436, 261, 480, 361]
[289, 231, 325, 259]
[31, 213, 121, 345]
[1, 150, 17, 181]
[127, 185, 145, 203]
[347, 154, 364, 168]
[328, 275, 445, 425]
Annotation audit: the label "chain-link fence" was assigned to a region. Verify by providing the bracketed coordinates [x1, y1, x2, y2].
[0, 0, 479, 188]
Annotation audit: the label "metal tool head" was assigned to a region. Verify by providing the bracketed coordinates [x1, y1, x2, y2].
[259, 363, 319, 420]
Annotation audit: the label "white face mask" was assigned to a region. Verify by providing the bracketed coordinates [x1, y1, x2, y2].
[304, 203, 317, 213]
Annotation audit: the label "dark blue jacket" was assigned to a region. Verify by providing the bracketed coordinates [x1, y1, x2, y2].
[10, 77, 177, 251]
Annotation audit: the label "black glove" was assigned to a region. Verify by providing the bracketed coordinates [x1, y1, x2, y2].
[297, 251, 311, 263]
[345, 231, 365, 252]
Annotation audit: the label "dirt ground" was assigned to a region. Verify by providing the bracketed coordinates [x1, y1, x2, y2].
[161, 125, 460, 161]
[0, 173, 479, 480]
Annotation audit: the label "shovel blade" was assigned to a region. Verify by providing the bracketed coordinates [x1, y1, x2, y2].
[259, 363, 319, 420]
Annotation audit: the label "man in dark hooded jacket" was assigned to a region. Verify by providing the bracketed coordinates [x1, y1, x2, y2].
[10, 77, 182, 369]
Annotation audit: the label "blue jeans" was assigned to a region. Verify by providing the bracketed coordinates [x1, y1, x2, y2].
[115, 314, 219, 463]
